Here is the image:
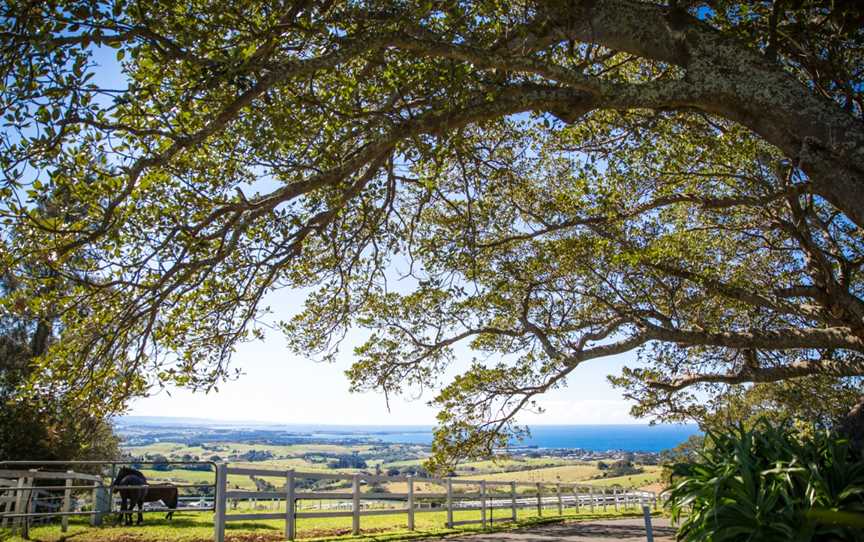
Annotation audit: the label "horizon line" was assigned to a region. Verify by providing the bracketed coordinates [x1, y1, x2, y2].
[117, 415, 697, 427]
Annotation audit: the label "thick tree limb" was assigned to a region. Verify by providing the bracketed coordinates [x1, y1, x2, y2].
[649, 357, 864, 391]
[643, 322, 864, 351]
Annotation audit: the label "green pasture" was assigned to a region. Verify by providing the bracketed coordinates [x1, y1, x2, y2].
[136, 454, 660, 495]
[453, 457, 574, 474]
[581, 467, 662, 489]
[465, 463, 599, 484]
[130, 443, 384, 459]
[3, 504, 654, 542]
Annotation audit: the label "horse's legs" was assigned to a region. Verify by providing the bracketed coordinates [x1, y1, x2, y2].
[166, 491, 177, 520]
[115, 496, 123, 525]
[136, 499, 143, 525]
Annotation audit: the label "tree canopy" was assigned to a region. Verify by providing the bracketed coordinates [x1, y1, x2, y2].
[1, 0, 862, 467]
[0, 275, 119, 460]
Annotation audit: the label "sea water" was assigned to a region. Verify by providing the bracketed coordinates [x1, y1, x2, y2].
[303, 424, 700, 452]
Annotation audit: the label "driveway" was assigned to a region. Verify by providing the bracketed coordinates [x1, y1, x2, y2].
[439, 518, 676, 541]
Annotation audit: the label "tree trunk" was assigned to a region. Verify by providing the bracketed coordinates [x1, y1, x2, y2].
[840, 396, 864, 452]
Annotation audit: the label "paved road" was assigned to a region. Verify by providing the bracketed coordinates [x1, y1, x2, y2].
[437, 518, 675, 541]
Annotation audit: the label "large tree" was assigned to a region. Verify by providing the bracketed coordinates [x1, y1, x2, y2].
[0, 274, 119, 460]
[1, 0, 862, 465]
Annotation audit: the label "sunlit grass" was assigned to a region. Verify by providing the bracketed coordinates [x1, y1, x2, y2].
[2, 505, 653, 542]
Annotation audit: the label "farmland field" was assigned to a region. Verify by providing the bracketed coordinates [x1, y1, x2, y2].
[2, 422, 671, 542]
[125, 437, 664, 492]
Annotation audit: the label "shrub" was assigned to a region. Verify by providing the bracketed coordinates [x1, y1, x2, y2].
[667, 421, 864, 541]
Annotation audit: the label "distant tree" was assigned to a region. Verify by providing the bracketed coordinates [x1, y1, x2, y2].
[606, 458, 642, 477]
[331, 454, 367, 470]
[150, 454, 172, 471]
[659, 434, 706, 487]
[660, 435, 706, 465]
[235, 449, 274, 462]
[634, 453, 659, 466]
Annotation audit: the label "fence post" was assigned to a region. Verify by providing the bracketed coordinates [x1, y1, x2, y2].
[602, 487, 608, 512]
[510, 482, 517, 522]
[480, 480, 487, 529]
[407, 475, 414, 531]
[13, 476, 27, 531]
[62, 470, 73, 532]
[556, 483, 562, 515]
[588, 486, 594, 513]
[352, 474, 360, 536]
[643, 505, 654, 542]
[285, 469, 295, 541]
[214, 463, 227, 542]
[23, 472, 35, 538]
[614, 488, 619, 512]
[89, 479, 98, 527]
[99, 484, 110, 523]
[535, 483, 542, 517]
[574, 486, 580, 513]
[109, 463, 117, 515]
[446, 478, 453, 528]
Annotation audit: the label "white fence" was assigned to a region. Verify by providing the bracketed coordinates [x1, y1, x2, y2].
[0, 460, 216, 537]
[0, 469, 111, 538]
[214, 465, 658, 542]
[0, 462, 657, 541]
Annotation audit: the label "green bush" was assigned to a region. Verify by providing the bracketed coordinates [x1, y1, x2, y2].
[667, 421, 864, 541]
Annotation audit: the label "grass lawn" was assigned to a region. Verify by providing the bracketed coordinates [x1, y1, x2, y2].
[3, 505, 655, 542]
[462, 463, 600, 484]
[453, 457, 573, 473]
[581, 467, 663, 489]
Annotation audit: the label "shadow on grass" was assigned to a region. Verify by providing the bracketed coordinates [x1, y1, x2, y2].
[299, 511, 652, 542]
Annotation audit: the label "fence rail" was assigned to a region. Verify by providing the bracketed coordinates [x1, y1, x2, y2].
[214, 465, 658, 542]
[0, 461, 657, 542]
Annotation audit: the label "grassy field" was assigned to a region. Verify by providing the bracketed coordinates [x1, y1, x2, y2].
[2, 439, 667, 542]
[581, 468, 663, 489]
[5, 504, 656, 542]
[464, 463, 599, 484]
[130, 443, 382, 458]
[131, 449, 661, 494]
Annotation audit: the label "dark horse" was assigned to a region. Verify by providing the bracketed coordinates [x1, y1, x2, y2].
[112, 467, 179, 525]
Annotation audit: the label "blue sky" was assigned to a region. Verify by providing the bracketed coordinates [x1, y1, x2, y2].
[130, 281, 643, 425]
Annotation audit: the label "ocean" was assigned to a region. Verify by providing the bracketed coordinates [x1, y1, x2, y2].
[119, 417, 701, 453]
[272, 424, 700, 452]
